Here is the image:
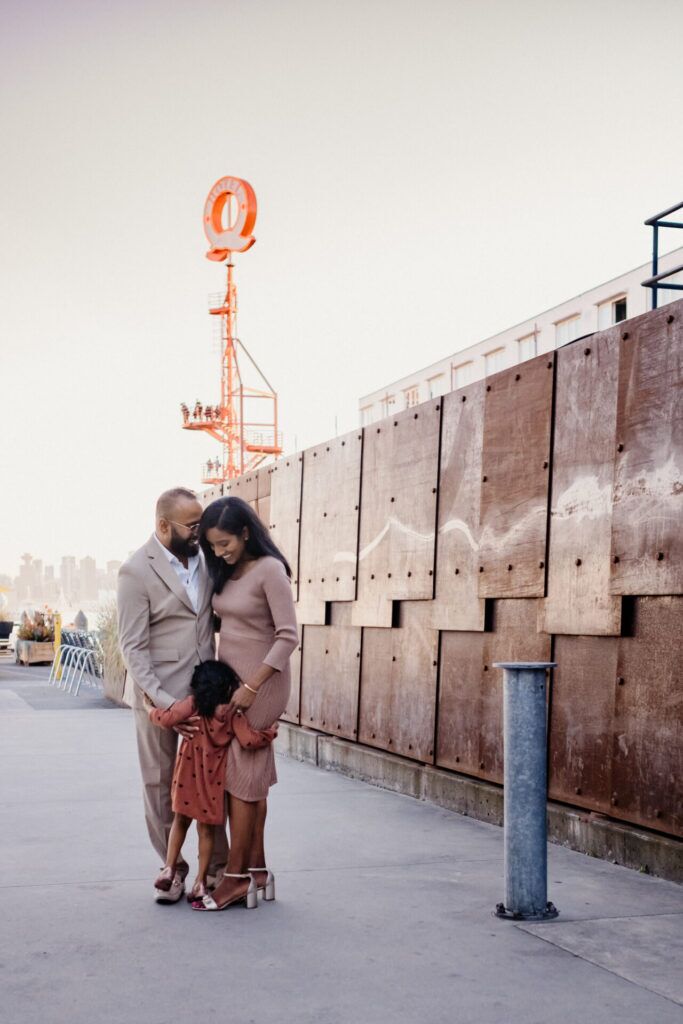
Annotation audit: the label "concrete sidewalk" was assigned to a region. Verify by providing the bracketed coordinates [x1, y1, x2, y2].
[1, 661, 681, 1024]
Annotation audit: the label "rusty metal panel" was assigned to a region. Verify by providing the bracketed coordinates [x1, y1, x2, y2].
[541, 331, 622, 635]
[255, 465, 271, 501]
[257, 493, 271, 529]
[429, 381, 486, 631]
[198, 484, 224, 509]
[225, 472, 259, 507]
[297, 431, 362, 624]
[351, 401, 441, 626]
[435, 630, 486, 777]
[329, 601, 355, 627]
[437, 599, 550, 783]
[547, 635, 618, 813]
[251, 466, 271, 523]
[300, 624, 362, 740]
[358, 603, 438, 762]
[280, 624, 303, 724]
[268, 454, 303, 599]
[478, 355, 553, 598]
[610, 597, 682, 836]
[610, 307, 683, 595]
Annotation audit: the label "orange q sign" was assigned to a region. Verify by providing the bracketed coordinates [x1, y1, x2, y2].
[203, 176, 257, 261]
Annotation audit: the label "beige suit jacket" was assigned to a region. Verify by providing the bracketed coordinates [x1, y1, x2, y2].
[117, 534, 215, 710]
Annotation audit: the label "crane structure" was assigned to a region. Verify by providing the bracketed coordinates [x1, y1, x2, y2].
[180, 175, 282, 485]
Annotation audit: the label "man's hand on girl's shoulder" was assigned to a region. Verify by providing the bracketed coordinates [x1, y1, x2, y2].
[174, 715, 201, 739]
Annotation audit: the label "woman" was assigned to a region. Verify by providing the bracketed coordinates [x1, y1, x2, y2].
[194, 496, 298, 911]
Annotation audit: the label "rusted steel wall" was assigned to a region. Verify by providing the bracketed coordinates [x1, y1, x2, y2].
[201, 301, 683, 839]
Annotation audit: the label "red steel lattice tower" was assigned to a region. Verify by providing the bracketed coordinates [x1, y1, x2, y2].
[180, 175, 282, 484]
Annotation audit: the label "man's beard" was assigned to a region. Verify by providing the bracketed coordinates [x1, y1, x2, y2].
[169, 529, 200, 560]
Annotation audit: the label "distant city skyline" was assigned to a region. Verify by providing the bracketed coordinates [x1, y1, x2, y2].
[2, 552, 124, 616]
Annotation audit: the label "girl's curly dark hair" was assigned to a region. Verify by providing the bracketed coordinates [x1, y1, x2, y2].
[190, 660, 240, 718]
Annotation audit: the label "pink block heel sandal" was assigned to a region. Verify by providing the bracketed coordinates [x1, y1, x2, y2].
[191, 872, 257, 911]
[249, 867, 275, 901]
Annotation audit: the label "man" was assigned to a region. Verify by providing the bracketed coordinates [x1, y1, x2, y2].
[117, 487, 228, 903]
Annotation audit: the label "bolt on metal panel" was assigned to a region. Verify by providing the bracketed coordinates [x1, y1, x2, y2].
[610, 305, 683, 596]
[541, 329, 622, 635]
[478, 355, 553, 598]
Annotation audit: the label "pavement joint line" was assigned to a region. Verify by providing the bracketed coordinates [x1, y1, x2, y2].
[0, 857, 504, 890]
[519, 910, 683, 925]
[0, 789, 378, 805]
[516, 924, 683, 1009]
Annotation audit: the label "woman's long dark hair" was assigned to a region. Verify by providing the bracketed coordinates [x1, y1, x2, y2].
[199, 496, 292, 594]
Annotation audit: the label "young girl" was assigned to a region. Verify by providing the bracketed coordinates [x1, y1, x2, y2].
[148, 659, 278, 906]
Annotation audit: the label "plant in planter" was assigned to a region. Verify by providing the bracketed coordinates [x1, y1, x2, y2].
[16, 610, 56, 664]
[97, 599, 129, 705]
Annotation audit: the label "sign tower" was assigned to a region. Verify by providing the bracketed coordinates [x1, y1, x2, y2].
[180, 175, 282, 483]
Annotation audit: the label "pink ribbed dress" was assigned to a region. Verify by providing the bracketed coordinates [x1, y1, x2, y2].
[212, 555, 298, 802]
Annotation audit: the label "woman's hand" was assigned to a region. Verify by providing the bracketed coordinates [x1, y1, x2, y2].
[229, 684, 257, 713]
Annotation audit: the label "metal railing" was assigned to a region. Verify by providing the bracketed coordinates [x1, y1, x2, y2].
[643, 201, 683, 309]
[48, 630, 103, 697]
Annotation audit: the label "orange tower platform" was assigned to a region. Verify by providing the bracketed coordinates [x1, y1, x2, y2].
[180, 176, 282, 484]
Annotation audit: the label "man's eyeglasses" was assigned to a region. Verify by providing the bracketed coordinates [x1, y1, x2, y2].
[168, 520, 201, 534]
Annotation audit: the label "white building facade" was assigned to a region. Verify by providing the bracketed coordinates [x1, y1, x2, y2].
[358, 248, 683, 425]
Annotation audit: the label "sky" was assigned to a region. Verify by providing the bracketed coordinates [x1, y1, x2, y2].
[2, 0, 682, 575]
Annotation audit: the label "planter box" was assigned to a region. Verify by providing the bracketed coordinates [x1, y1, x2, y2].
[16, 640, 55, 665]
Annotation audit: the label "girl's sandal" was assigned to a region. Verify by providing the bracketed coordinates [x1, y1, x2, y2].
[186, 880, 209, 904]
[249, 867, 276, 901]
[154, 866, 174, 892]
[191, 872, 257, 911]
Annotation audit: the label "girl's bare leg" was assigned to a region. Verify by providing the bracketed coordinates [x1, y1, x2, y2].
[196, 823, 215, 887]
[165, 813, 192, 870]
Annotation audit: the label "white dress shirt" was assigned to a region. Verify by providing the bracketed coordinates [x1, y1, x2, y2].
[154, 534, 201, 613]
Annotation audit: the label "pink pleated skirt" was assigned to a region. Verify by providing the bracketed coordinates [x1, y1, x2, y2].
[218, 630, 291, 802]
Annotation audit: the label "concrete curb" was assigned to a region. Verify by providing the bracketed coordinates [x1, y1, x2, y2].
[275, 723, 682, 883]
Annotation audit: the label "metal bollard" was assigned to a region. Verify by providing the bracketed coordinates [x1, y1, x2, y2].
[493, 661, 559, 921]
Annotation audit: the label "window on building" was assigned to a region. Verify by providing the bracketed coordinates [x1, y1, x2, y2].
[517, 333, 537, 362]
[381, 394, 396, 416]
[555, 316, 581, 346]
[427, 374, 447, 398]
[452, 362, 473, 389]
[404, 386, 420, 409]
[484, 348, 505, 376]
[360, 405, 374, 426]
[597, 296, 627, 330]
